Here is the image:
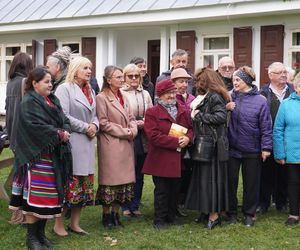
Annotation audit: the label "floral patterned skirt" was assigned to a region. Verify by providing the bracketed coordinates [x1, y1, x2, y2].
[66, 175, 94, 208]
[95, 183, 134, 206]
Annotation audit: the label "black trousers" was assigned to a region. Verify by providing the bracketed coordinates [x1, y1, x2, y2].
[152, 176, 181, 224]
[286, 164, 300, 216]
[259, 154, 287, 209]
[178, 159, 193, 205]
[228, 156, 261, 217]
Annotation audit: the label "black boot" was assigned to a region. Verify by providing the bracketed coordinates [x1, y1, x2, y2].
[26, 222, 43, 250]
[111, 212, 123, 227]
[37, 219, 54, 248]
[102, 213, 113, 229]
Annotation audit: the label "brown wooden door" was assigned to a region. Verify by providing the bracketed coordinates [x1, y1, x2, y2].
[32, 40, 37, 67]
[260, 25, 284, 85]
[147, 40, 160, 84]
[176, 30, 196, 74]
[234, 27, 252, 68]
[43, 39, 57, 65]
[82, 37, 96, 76]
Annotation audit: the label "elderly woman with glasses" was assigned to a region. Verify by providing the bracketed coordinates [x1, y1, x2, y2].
[95, 65, 137, 229]
[142, 79, 193, 230]
[121, 64, 153, 218]
[226, 66, 272, 227]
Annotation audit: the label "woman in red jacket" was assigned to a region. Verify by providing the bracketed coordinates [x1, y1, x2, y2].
[142, 79, 193, 230]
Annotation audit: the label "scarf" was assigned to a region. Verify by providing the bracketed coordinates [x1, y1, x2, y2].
[82, 84, 93, 105]
[158, 99, 177, 120]
[110, 88, 124, 107]
[15, 90, 72, 202]
[190, 93, 208, 118]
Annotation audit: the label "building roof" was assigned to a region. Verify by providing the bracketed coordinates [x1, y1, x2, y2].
[0, 0, 299, 33]
[0, 0, 250, 24]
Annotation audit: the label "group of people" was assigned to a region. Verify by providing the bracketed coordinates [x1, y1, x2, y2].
[4, 46, 300, 249]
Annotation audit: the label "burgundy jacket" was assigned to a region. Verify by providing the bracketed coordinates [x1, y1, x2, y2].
[142, 103, 193, 178]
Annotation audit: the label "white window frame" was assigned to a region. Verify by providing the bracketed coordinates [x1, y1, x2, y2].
[0, 43, 32, 83]
[200, 34, 232, 70]
[0, 45, 3, 83]
[58, 40, 81, 57]
[288, 30, 300, 72]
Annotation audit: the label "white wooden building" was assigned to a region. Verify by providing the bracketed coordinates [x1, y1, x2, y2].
[0, 0, 300, 113]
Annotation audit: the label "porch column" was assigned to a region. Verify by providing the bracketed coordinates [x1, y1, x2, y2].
[160, 27, 170, 74]
[108, 30, 117, 65]
[170, 25, 178, 54]
[252, 25, 261, 87]
[96, 29, 108, 89]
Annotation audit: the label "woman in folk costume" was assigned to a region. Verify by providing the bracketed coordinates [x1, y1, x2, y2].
[9, 66, 72, 250]
[5, 52, 33, 224]
[95, 65, 137, 229]
[55, 56, 99, 236]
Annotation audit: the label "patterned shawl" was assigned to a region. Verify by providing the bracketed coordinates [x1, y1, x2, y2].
[15, 90, 72, 202]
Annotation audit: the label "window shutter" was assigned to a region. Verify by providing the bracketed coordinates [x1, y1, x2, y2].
[43, 39, 57, 65]
[176, 31, 196, 74]
[260, 25, 284, 86]
[234, 27, 252, 68]
[81, 37, 96, 76]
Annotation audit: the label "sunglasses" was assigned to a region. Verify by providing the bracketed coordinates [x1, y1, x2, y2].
[127, 74, 140, 80]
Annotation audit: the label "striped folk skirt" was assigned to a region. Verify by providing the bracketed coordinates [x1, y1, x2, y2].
[9, 153, 62, 219]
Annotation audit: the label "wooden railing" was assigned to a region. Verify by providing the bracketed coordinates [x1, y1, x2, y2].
[0, 141, 13, 201]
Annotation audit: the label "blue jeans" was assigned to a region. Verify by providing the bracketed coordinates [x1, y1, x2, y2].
[122, 153, 146, 211]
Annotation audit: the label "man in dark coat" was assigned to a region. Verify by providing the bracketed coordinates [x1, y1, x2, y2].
[156, 49, 194, 95]
[258, 62, 295, 213]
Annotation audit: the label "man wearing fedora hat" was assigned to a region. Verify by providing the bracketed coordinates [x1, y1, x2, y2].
[170, 68, 195, 217]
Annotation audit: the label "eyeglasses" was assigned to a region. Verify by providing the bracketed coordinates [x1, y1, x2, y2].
[271, 71, 287, 75]
[126, 74, 140, 80]
[220, 65, 235, 71]
[111, 76, 124, 80]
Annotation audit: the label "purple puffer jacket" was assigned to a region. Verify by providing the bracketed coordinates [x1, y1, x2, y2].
[228, 86, 273, 158]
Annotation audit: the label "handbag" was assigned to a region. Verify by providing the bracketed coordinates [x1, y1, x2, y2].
[192, 135, 215, 162]
[217, 135, 229, 162]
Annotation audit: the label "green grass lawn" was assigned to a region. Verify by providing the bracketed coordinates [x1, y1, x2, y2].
[0, 148, 299, 250]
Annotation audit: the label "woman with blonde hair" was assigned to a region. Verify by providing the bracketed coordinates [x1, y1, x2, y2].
[121, 64, 153, 217]
[55, 56, 99, 236]
[95, 65, 137, 228]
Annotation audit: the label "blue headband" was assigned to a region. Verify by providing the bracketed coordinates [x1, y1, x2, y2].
[236, 70, 253, 86]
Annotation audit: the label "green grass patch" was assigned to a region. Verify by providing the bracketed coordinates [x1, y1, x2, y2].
[0, 149, 298, 250]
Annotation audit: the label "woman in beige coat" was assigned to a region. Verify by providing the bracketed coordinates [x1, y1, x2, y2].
[96, 65, 137, 228]
[121, 64, 153, 217]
